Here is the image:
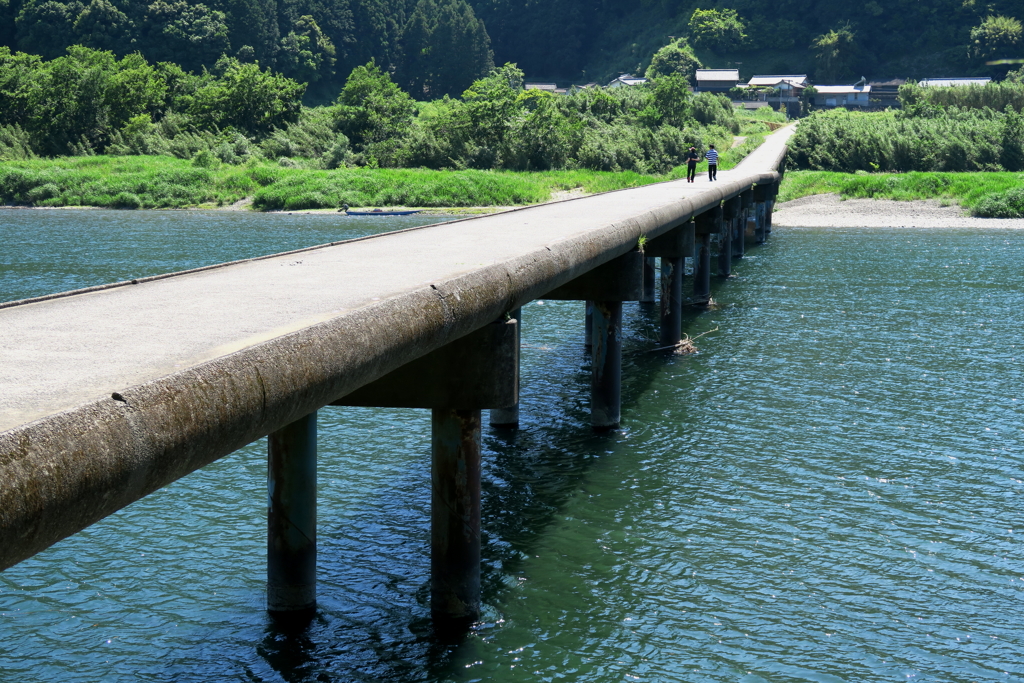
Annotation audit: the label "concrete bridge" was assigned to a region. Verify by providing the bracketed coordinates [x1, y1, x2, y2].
[0, 127, 792, 630]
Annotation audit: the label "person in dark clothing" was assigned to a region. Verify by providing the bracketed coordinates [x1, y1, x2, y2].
[685, 146, 700, 182]
[705, 144, 719, 181]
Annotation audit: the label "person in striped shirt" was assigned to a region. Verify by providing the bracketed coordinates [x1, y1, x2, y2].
[705, 144, 719, 181]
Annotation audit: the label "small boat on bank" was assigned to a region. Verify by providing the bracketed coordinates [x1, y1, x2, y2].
[340, 206, 421, 216]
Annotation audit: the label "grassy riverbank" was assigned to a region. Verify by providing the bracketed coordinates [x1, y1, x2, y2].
[0, 136, 762, 211]
[780, 170, 1024, 218]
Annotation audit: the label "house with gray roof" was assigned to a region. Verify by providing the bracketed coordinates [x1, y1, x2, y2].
[695, 69, 739, 93]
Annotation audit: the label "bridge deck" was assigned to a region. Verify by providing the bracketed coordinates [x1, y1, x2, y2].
[0, 126, 791, 569]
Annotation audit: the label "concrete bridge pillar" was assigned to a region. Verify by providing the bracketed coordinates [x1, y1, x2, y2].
[641, 256, 657, 304]
[766, 181, 779, 234]
[753, 185, 769, 243]
[267, 411, 318, 620]
[647, 221, 694, 347]
[693, 207, 719, 305]
[332, 318, 517, 630]
[590, 300, 622, 430]
[719, 198, 739, 277]
[431, 408, 481, 629]
[737, 189, 753, 258]
[543, 251, 643, 430]
[489, 308, 522, 428]
[584, 301, 593, 348]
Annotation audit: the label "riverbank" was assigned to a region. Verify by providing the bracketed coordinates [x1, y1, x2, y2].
[773, 193, 1024, 228]
[0, 133, 766, 212]
[780, 170, 1024, 218]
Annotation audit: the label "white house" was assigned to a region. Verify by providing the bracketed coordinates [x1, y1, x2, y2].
[745, 75, 808, 102]
[919, 77, 992, 87]
[814, 84, 872, 107]
[695, 69, 739, 92]
[746, 74, 808, 89]
[607, 74, 648, 88]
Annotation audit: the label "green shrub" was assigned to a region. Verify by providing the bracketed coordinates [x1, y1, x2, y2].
[111, 191, 143, 209]
[974, 186, 1024, 217]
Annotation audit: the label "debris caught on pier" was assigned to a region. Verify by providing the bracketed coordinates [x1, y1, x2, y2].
[642, 327, 719, 355]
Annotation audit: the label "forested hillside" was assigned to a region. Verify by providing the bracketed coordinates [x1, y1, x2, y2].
[0, 0, 493, 102]
[472, 0, 1024, 82]
[1, 0, 1021, 97]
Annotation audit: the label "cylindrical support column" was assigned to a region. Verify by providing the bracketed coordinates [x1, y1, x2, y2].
[268, 411, 317, 618]
[489, 308, 521, 428]
[659, 256, 683, 347]
[584, 300, 593, 348]
[693, 232, 711, 305]
[717, 226, 732, 277]
[735, 215, 746, 258]
[754, 202, 767, 242]
[765, 182, 779, 234]
[720, 197, 739, 276]
[591, 300, 622, 431]
[641, 256, 657, 304]
[736, 190, 752, 258]
[752, 184, 769, 244]
[431, 408, 482, 629]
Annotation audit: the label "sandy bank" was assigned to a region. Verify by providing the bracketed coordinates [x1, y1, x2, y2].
[772, 194, 1024, 229]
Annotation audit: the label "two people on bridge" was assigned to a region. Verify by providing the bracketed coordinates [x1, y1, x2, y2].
[685, 144, 719, 183]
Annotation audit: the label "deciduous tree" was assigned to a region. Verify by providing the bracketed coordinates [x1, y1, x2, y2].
[644, 39, 701, 86]
[812, 23, 857, 82]
[688, 8, 746, 52]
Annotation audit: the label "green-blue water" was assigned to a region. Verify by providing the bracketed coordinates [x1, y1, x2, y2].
[1, 209, 1022, 682]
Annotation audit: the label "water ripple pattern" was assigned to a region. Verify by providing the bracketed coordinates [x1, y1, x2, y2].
[1, 214, 1022, 682]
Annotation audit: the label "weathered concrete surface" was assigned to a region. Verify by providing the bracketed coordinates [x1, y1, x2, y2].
[333, 318, 517, 409]
[0, 126, 792, 570]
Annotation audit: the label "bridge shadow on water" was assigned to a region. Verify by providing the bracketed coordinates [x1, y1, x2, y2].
[254, 270, 739, 683]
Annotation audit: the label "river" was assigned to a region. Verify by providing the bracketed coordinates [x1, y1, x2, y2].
[1, 209, 1022, 682]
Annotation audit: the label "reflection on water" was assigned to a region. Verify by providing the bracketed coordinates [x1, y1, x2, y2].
[2, 213, 1023, 681]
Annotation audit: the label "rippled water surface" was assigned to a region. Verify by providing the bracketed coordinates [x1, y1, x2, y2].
[2, 210, 1023, 682]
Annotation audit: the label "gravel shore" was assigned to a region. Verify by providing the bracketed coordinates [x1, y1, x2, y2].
[773, 193, 1024, 229]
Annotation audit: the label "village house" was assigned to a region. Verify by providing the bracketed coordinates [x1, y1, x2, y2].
[813, 82, 872, 108]
[694, 69, 739, 93]
[607, 74, 648, 87]
[867, 78, 906, 108]
[524, 82, 568, 95]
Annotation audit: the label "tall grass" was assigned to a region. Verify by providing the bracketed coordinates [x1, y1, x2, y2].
[904, 81, 1024, 113]
[780, 170, 1024, 218]
[0, 155, 691, 210]
[787, 109, 1023, 173]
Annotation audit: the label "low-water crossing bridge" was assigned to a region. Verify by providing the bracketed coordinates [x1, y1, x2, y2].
[0, 126, 793, 630]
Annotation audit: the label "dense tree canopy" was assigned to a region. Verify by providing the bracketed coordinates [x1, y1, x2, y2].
[402, 0, 492, 99]
[2, 0, 492, 101]
[644, 39, 701, 85]
[688, 8, 746, 52]
[812, 23, 858, 82]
